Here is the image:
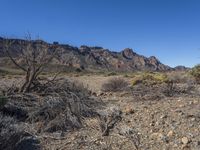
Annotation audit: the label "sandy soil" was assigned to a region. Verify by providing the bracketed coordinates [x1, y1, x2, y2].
[1, 74, 200, 150]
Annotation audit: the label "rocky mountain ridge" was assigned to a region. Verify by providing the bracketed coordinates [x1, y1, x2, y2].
[0, 37, 173, 71]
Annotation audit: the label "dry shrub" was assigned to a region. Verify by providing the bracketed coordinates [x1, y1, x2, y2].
[1, 79, 103, 133]
[131, 79, 196, 100]
[166, 71, 195, 84]
[107, 72, 117, 76]
[97, 106, 122, 136]
[0, 113, 40, 150]
[131, 72, 197, 99]
[101, 77, 128, 92]
[0, 95, 7, 109]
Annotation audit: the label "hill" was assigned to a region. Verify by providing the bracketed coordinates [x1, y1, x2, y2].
[0, 37, 171, 72]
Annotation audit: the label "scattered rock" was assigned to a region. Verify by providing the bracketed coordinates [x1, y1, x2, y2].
[160, 114, 167, 119]
[167, 130, 174, 137]
[123, 106, 135, 115]
[181, 137, 190, 144]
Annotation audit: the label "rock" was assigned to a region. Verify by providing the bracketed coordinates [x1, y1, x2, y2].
[151, 133, 167, 142]
[189, 101, 193, 105]
[122, 48, 135, 59]
[97, 92, 105, 97]
[160, 115, 167, 119]
[92, 92, 97, 96]
[181, 144, 190, 150]
[123, 106, 135, 115]
[193, 100, 198, 104]
[0, 37, 173, 72]
[181, 137, 189, 144]
[196, 141, 200, 146]
[118, 125, 134, 135]
[167, 130, 174, 137]
[119, 92, 129, 97]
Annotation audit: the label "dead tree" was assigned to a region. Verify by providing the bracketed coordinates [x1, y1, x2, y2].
[3, 35, 60, 93]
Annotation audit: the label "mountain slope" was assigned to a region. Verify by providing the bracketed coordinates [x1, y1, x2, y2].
[0, 37, 171, 71]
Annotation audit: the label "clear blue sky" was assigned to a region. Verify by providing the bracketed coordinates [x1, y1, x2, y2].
[1, 0, 200, 67]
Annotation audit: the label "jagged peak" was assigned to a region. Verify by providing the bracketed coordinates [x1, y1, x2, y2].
[121, 48, 136, 59]
[0, 37, 173, 71]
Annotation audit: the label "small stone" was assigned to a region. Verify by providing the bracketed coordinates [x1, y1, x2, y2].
[178, 112, 184, 116]
[196, 141, 200, 146]
[151, 133, 167, 142]
[155, 121, 160, 126]
[97, 92, 105, 96]
[160, 115, 167, 119]
[191, 118, 196, 121]
[92, 92, 97, 96]
[123, 106, 134, 115]
[150, 133, 159, 139]
[181, 137, 189, 144]
[189, 123, 194, 127]
[193, 100, 198, 104]
[150, 123, 154, 126]
[189, 101, 193, 105]
[181, 144, 190, 149]
[167, 130, 174, 137]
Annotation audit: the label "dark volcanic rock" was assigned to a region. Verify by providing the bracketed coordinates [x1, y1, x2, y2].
[122, 48, 136, 59]
[79, 45, 91, 55]
[0, 37, 172, 71]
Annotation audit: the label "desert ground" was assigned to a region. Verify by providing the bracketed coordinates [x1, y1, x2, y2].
[0, 71, 200, 150]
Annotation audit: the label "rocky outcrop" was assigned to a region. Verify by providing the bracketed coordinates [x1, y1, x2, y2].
[0, 37, 172, 71]
[122, 48, 136, 59]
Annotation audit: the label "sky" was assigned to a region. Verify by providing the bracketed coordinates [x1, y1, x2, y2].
[0, 0, 200, 67]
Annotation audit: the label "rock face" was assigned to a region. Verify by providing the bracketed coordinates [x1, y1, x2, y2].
[0, 37, 172, 71]
[122, 48, 136, 59]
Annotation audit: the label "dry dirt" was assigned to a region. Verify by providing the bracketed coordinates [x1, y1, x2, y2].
[0, 74, 200, 150]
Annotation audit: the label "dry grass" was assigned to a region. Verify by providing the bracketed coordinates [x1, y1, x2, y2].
[101, 77, 129, 92]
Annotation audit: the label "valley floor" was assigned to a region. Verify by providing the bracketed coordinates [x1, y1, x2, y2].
[0, 74, 200, 150]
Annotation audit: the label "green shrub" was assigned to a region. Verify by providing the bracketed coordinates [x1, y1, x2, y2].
[131, 72, 169, 86]
[190, 65, 200, 83]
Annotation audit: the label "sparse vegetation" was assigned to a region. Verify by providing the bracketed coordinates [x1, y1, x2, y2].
[98, 106, 122, 136]
[131, 72, 169, 86]
[190, 64, 200, 83]
[0, 113, 40, 150]
[0, 36, 199, 149]
[106, 72, 117, 76]
[3, 35, 61, 93]
[101, 77, 128, 92]
[0, 95, 7, 108]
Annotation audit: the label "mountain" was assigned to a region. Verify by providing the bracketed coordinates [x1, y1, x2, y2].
[0, 37, 172, 72]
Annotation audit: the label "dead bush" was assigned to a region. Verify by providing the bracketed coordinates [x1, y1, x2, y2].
[101, 77, 128, 92]
[0, 95, 7, 109]
[167, 71, 195, 84]
[97, 106, 122, 136]
[2, 79, 103, 133]
[0, 113, 40, 150]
